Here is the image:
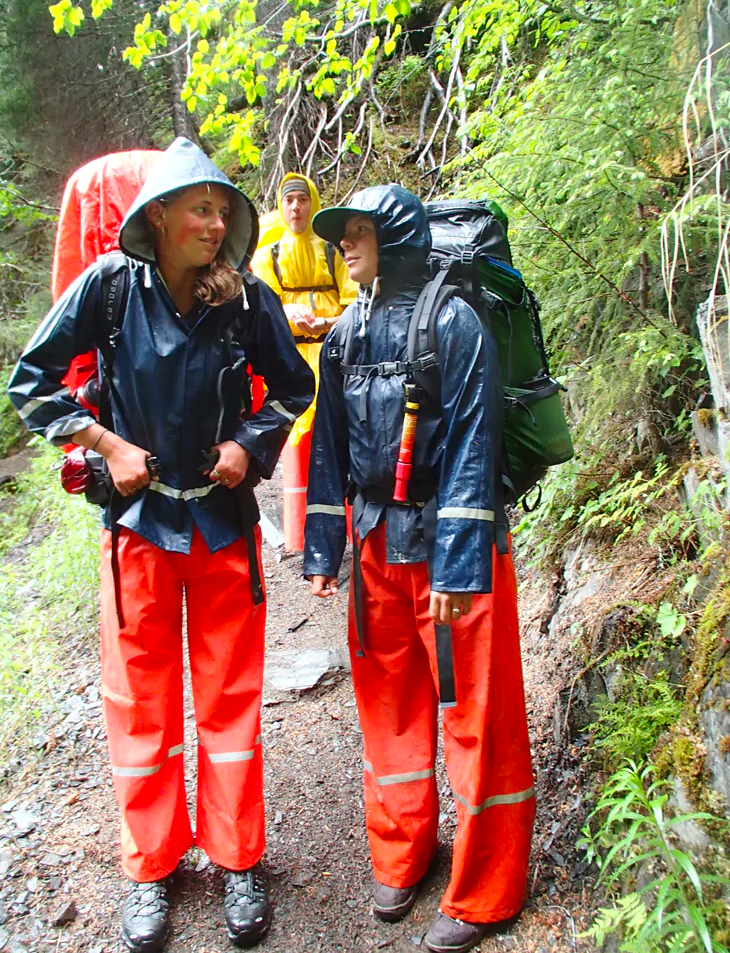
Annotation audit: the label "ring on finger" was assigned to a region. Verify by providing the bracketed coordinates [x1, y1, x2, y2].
[211, 469, 221, 480]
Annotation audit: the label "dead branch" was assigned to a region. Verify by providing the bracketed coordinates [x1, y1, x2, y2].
[417, 43, 462, 169]
[302, 103, 329, 178]
[317, 101, 367, 175]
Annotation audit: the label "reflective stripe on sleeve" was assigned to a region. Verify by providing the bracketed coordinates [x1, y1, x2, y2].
[306, 504, 347, 516]
[452, 785, 535, 815]
[265, 399, 297, 423]
[437, 507, 495, 521]
[364, 760, 435, 786]
[17, 387, 72, 421]
[111, 743, 184, 778]
[201, 734, 262, 764]
[147, 481, 217, 502]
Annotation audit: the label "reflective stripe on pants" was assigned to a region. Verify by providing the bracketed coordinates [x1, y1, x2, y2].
[349, 523, 535, 924]
[100, 526, 266, 882]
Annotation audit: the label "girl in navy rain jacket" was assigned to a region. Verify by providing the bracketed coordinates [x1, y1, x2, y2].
[304, 185, 535, 953]
[8, 138, 314, 952]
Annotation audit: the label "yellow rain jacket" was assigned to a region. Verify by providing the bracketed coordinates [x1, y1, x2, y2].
[251, 173, 357, 444]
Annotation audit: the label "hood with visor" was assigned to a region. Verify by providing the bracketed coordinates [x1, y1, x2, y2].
[119, 137, 258, 268]
[311, 184, 431, 279]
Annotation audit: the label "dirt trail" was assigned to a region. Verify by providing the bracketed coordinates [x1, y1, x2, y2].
[0, 470, 596, 953]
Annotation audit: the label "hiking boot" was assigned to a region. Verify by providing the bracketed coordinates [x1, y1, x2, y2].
[223, 864, 272, 947]
[425, 912, 490, 952]
[121, 879, 169, 953]
[373, 879, 420, 922]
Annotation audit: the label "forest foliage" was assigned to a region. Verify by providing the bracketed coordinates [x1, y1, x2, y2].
[1, 0, 729, 947]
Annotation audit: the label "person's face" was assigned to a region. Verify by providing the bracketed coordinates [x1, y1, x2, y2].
[148, 183, 230, 270]
[340, 214, 378, 285]
[282, 190, 312, 234]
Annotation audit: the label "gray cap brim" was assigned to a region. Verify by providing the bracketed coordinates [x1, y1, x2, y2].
[312, 206, 371, 246]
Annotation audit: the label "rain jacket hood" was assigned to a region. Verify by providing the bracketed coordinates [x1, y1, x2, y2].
[119, 137, 258, 268]
[312, 184, 432, 278]
[276, 172, 321, 234]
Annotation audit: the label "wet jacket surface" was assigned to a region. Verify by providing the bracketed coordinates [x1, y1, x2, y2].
[251, 173, 357, 444]
[9, 140, 314, 555]
[303, 185, 503, 593]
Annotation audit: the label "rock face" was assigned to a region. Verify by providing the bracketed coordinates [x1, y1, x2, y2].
[694, 296, 730, 484]
[264, 648, 350, 693]
[701, 676, 730, 811]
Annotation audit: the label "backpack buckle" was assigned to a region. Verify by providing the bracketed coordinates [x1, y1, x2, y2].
[461, 245, 475, 267]
[414, 353, 438, 371]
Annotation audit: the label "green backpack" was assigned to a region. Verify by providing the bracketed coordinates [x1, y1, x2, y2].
[409, 198, 574, 505]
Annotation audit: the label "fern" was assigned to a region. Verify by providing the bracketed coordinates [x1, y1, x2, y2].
[580, 761, 730, 953]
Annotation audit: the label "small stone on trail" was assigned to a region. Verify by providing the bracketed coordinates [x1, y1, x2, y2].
[39, 853, 63, 867]
[50, 901, 78, 927]
[291, 871, 314, 888]
[410, 937, 423, 947]
[195, 854, 211, 872]
[77, 823, 100, 837]
[25, 878, 38, 894]
[274, 811, 283, 825]
[11, 811, 38, 835]
[287, 617, 309, 632]
[0, 851, 14, 877]
[63, 793, 79, 807]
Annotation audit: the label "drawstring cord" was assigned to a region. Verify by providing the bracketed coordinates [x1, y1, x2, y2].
[358, 276, 380, 338]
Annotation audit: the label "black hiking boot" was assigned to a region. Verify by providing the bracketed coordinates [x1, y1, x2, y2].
[424, 912, 490, 952]
[373, 879, 420, 922]
[121, 879, 169, 953]
[223, 864, 272, 947]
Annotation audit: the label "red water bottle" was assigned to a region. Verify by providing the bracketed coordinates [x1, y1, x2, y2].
[393, 384, 422, 503]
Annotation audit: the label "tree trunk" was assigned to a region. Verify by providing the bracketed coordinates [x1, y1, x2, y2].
[166, 30, 198, 142]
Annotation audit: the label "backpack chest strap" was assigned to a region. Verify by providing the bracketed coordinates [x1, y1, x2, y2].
[340, 354, 439, 425]
[340, 354, 438, 378]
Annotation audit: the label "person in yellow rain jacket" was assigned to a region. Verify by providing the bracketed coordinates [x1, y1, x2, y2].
[252, 173, 357, 550]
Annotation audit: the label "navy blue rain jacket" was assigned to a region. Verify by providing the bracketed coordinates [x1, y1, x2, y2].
[8, 139, 314, 555]
[303, 185, 503, 593]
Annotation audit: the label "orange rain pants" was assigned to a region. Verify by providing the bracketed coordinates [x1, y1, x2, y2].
[350, 524, 535, 924]
[281, 429, 312, 551]
[100, 526, 266, 883]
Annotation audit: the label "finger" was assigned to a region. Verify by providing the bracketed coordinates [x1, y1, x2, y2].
[461, 595, 473, 616]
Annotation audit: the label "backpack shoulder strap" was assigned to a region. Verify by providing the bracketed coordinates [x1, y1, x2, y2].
[325, 241, 339, 295]
[96, 251, 130, 371]
[270, 241, 284, 289]
[407, 268, 459, 399]
[95, 250, 130, 430]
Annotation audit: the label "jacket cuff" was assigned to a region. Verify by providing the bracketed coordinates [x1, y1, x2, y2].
[233, 423, 287, 480]
[303, 511, 347, 579]
[45, 412, 98, 447]
[431, 516, 494, 593]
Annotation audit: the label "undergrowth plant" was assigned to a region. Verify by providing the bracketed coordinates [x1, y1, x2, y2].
[580, 761, 730, 953]
[0, 441, 99, 759]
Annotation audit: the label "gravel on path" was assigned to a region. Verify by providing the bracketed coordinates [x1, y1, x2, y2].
[0, 467, 597, 953]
